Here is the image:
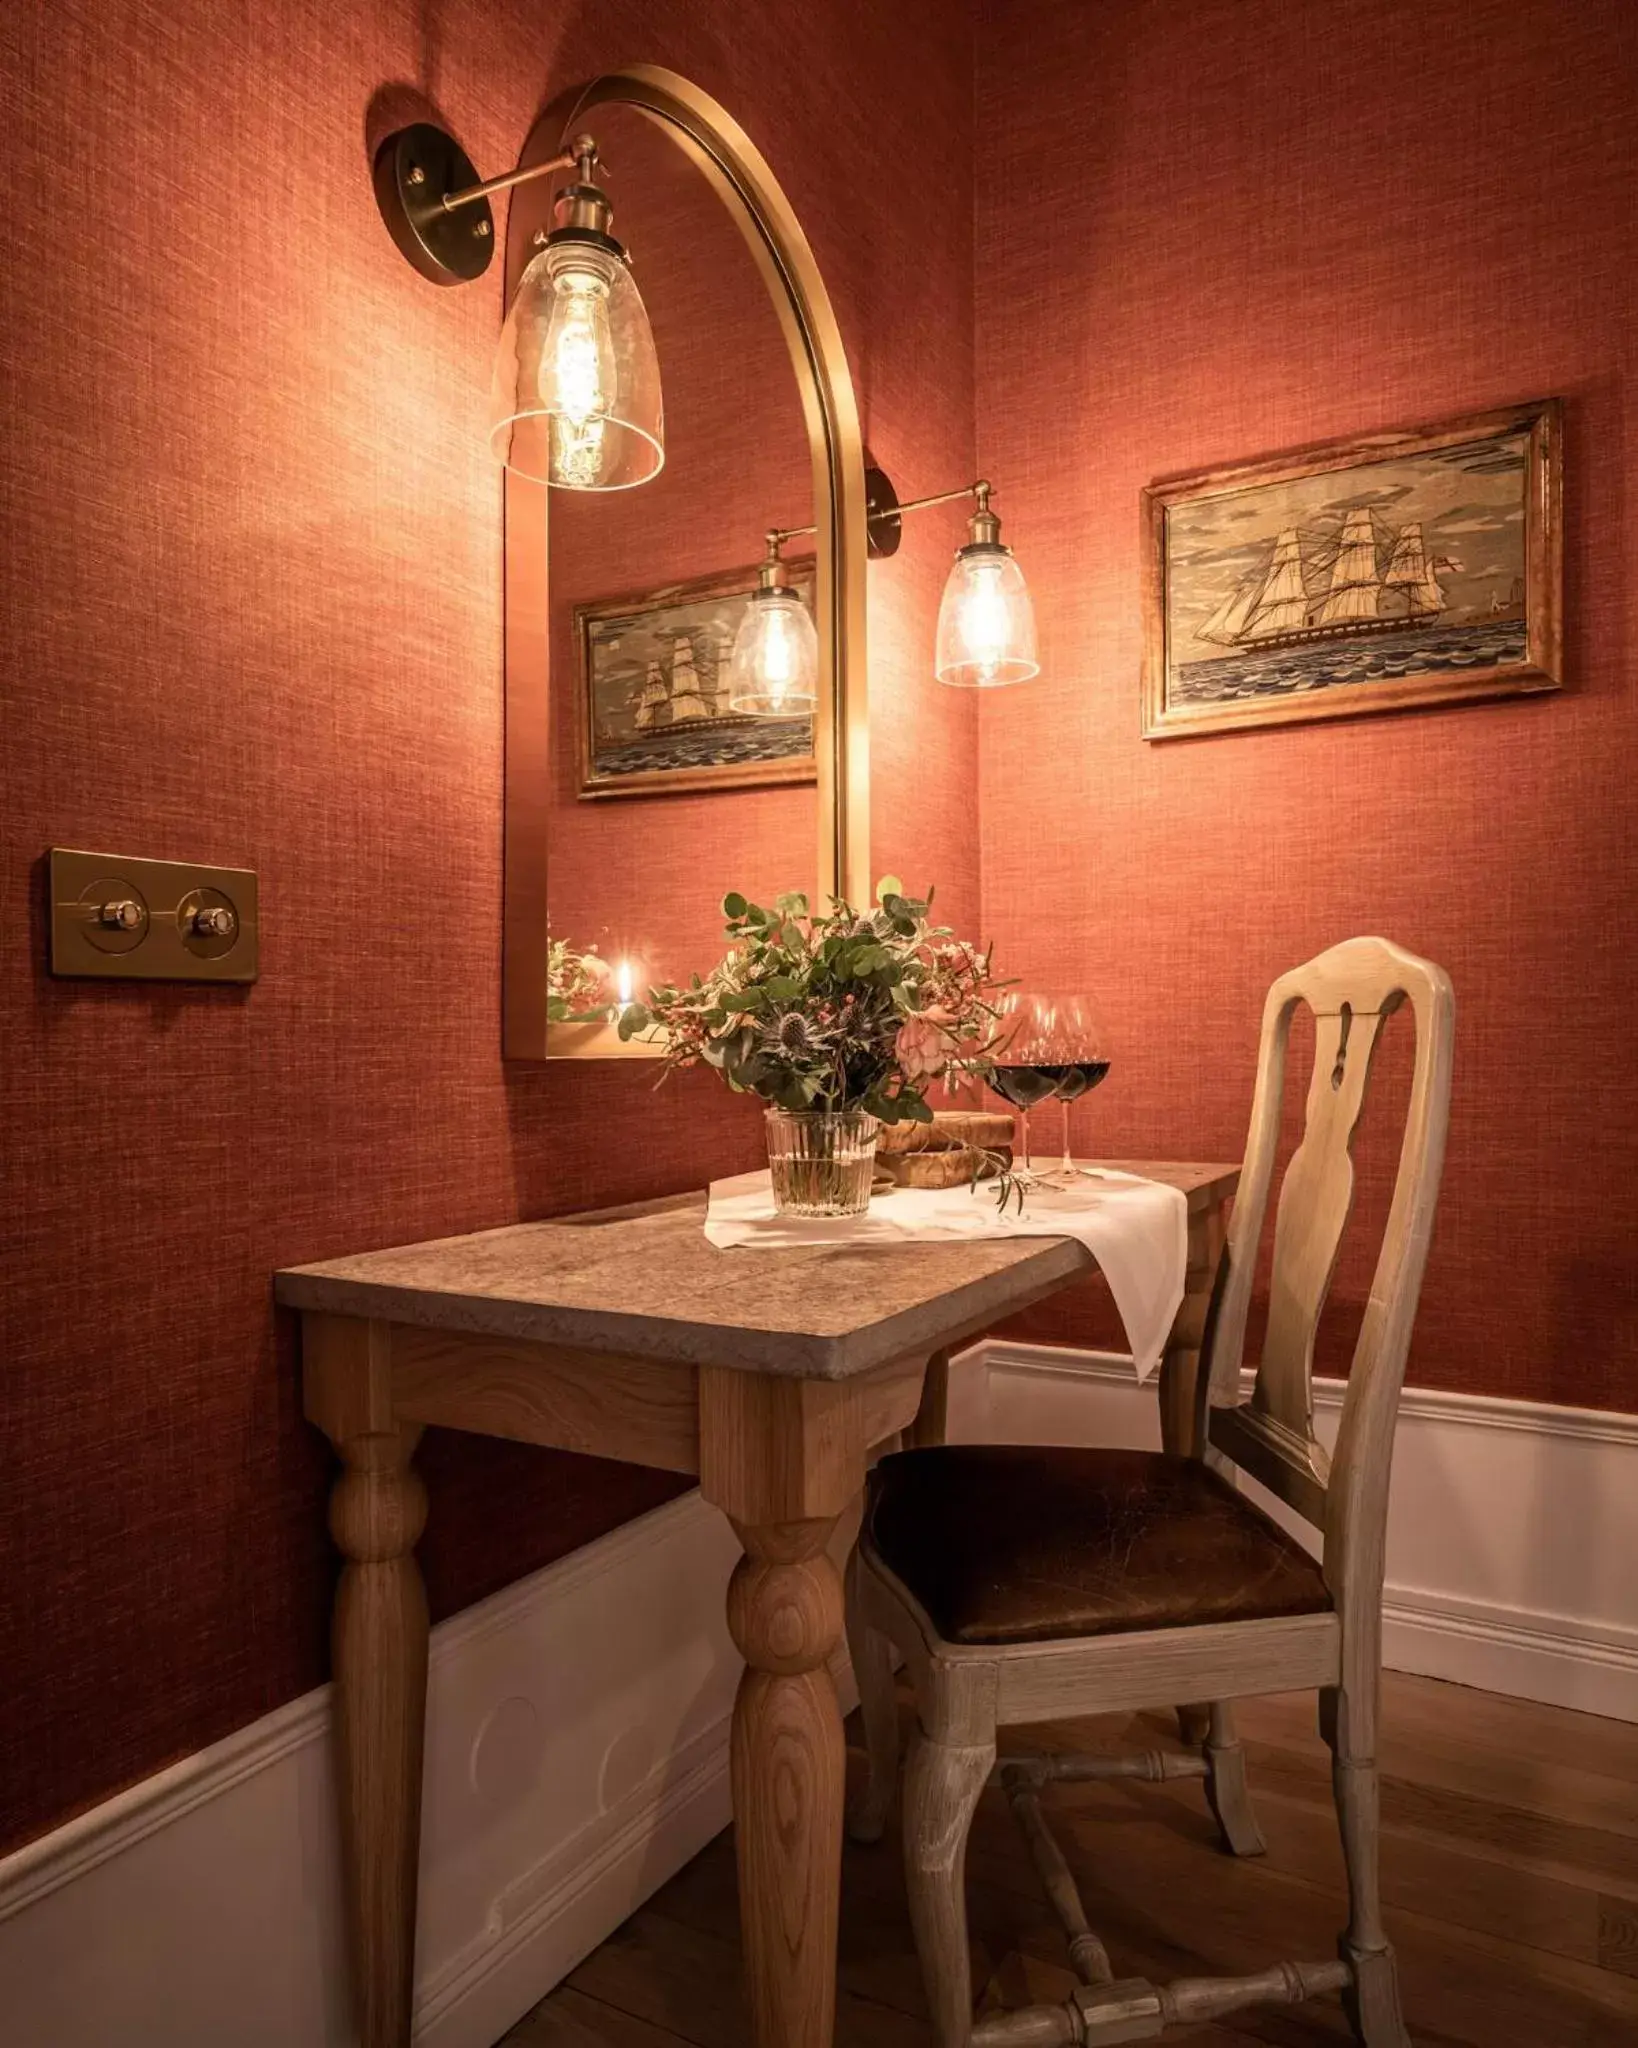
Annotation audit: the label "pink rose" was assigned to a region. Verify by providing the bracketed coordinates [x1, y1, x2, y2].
[897, 1014, 955, 1081]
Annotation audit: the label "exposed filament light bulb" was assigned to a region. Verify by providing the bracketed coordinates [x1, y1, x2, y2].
[934, 483, 1039, 688]
[953, 556, 1013, 679]
[487, 137, 665, 490]
[543, 263, 616, 487]
[727, 535, 819, 715]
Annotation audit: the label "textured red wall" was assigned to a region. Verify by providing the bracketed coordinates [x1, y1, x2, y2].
[0, 0, 976, 1855]
[975, 0, 1638, 1409]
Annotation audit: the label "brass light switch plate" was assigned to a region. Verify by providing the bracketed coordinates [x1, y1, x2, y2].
[48, 848, 259, 983]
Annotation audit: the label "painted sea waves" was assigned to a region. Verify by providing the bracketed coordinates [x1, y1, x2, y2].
[591, 713, 813, 778]
[1172, 617, 1529, 707]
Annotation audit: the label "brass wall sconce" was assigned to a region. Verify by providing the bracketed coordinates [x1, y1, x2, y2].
[736, 472, 1039, 705]
[870, 473, 1039, 687]
[727, 533, 822, 715]
[375, 123, 664, 488]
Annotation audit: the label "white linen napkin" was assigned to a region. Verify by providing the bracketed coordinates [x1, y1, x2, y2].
[704, 1167, 1189, 1381]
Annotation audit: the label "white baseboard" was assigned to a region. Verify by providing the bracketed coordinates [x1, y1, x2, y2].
[965, 1338, 1638, 1724]
[4, 1356, 1631, 2047]
[0, 1491, 760, 2048]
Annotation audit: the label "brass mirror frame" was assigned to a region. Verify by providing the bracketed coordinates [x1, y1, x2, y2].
[502, 65, 870, 1061]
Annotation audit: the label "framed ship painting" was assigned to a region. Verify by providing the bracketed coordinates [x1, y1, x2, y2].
[1141, 399, 1561, 740]
[575, 561, 818, 799]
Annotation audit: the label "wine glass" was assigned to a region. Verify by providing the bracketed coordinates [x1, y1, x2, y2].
[989, 992, 1112, 1187]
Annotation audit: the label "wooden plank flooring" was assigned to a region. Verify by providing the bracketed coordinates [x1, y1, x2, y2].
[503, 1673, 1638, 2048]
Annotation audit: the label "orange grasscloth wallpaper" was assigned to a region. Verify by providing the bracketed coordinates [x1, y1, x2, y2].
[3, 0, 1636, 1862]
[0, 0, 977, 1855]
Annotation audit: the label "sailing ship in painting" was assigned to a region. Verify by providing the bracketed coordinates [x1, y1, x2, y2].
[1197, 512, 1477, 654]
[578, 565, 816, 794]
[629, 636, 744, 737]
[1161, 425, 1538, 715]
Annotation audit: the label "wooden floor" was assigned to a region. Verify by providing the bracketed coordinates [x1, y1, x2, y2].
[503, 1673, 1638, 2048]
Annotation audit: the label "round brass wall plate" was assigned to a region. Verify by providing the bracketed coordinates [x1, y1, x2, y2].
[865, 463, 902, 558]
[374, 124, 495, 285]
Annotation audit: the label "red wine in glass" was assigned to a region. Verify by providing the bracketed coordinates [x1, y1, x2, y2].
[988, 1065, 1063, 1110]
[990, 996, 1112, 1180]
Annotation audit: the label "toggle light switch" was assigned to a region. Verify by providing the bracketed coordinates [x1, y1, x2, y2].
[49, 849, 259, 983]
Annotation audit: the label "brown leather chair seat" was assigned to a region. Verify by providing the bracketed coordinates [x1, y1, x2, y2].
[862, 1445, 1333, 1647]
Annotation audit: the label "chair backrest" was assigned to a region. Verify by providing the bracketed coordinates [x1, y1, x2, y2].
[1199, 938, 1454, 1631]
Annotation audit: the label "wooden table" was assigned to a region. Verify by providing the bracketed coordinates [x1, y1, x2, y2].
[275, 1161, 1237, 2048]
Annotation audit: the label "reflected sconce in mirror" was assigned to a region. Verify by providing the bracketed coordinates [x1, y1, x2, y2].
[727, 533, 821, 714]
[374, 125, 664, 488]
[734, 472, 1039, 707]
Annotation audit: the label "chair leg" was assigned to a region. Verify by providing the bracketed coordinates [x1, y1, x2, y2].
[845, 1554, 900, 1843]
[1322, 1683, 1411, 2048]
[1204, 1700, 1265, 1858]
[903, 1724, 996, 2048]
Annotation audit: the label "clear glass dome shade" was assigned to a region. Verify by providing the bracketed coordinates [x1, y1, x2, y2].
[726, 588, 819, 715]
[489, 239, 665, 489]
[934, 543, 1039, 687]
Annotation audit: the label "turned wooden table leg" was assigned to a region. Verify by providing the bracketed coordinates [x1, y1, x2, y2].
[1159, 1200, 1227, 1751]
[726, 1514, 847, 2048]
[304, 1315, 429, 2048]
[700, 1363, 902, 2048]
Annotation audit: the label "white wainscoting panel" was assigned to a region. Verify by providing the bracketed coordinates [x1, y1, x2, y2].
[965, 1339, 1638, 1723]
[0, 1491, 751, 2048]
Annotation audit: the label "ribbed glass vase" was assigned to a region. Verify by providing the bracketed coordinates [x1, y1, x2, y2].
[764, 1108, 881, 1218]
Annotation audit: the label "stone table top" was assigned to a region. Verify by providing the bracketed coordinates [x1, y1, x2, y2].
[275, 1164, 1237, 1383]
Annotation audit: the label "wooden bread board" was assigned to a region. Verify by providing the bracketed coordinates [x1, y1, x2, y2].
[877, 1110, 1015, 1156]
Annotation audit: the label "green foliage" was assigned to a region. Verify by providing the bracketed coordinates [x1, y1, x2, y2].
[619, 882, 1005, 1122]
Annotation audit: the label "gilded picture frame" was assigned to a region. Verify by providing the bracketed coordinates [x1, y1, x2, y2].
[1141, 399, 1562, 740]
[573, 560, 818, 800]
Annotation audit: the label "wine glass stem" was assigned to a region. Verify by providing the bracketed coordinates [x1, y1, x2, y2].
[1018, 1108, 1031, 1172]
[1059, 1096, 1072, 1174]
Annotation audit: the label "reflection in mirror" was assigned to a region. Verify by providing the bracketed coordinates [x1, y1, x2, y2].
[538, 106, 817, 1021]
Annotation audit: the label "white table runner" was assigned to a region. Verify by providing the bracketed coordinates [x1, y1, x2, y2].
[705, 1166, 1188, 1381]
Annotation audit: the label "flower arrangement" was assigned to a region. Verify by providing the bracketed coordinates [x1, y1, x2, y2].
[546, 937, 614, 1024]
[617, 881, 1007, 1203]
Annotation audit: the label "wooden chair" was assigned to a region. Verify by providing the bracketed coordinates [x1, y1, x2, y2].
[846, 937, 1454, 2048]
